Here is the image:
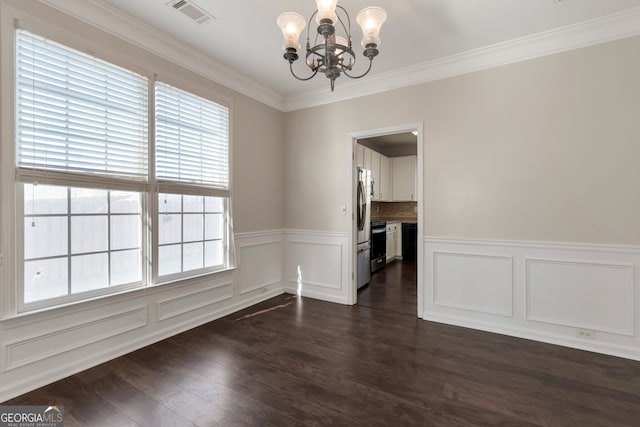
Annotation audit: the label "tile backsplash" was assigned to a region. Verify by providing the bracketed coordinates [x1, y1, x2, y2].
[371, 201, 417, 219]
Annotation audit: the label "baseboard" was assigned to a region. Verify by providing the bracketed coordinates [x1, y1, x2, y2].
[283, 287, 349, 305]
[423, 310, 640, 362]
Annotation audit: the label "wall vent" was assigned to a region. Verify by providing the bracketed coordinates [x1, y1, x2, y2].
[168, 0, 214, 24]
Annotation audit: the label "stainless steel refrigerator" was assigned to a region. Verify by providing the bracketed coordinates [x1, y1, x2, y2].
[356, 167, 371, 289]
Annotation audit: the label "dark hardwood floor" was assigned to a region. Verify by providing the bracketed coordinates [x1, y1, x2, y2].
[5, 262, 640, 426]
[357, 259, 417, 316]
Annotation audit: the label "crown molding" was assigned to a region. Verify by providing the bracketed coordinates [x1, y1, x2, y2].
[24, 2, 640, 113]
[283, 6, 640, 112]
[37, 0, 285, 111]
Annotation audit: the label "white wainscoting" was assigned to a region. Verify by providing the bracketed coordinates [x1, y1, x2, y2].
[284, 230, 350, 304]
[0, 229, 285, 402]
[236, 232, 283, 296]
[525, 258, 634, 336]
[424, 238, 640, 361]
[156, 281, 234, 322]
[6, 305, 148, 371]
[433, 252, 513, 317]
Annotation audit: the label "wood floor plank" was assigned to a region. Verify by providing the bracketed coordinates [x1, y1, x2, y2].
[9, 375, 138, 426]
[92, 356, 230, 427]
[4, 260, 640, 426]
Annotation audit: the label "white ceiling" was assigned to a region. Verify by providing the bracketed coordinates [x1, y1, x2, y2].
[55, 0, 640, 108]
[359, 132, 418, 157]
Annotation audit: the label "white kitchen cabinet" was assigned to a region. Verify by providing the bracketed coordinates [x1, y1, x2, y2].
[386, 222, 399, 263]
[395, 225, 402, 258]
[359, 145, 393, 201]
[363, 145, 372, 171]
[355, 144, 365, 168]
[371, 150, 381, 200]
[380, 154, 392, 201]
[363, 146, 378, 199]
[392, 155, 417, 201]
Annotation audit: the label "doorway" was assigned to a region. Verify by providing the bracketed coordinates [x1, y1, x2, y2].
[347, 123, 424, 318]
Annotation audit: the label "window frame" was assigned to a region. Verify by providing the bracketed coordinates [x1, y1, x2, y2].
[16, 183, 148, 313]
[3, 19, 235, 316]
[152, 80, 233, 284]
[152, 192, 231, 285]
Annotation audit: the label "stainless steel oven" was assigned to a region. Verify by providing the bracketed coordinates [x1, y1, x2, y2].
[370, 220, 386, 273]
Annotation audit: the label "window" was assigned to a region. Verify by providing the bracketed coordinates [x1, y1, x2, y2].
[154, 82, 231, 281]
[14, 29, 232, 311]
[22, 184, 142, 304]
[157, 194, 225, 277]
[15, 31, 149, 178]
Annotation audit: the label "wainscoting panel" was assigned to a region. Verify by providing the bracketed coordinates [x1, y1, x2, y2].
[525, 259, 634, 335]
[0, 229, 286, 402]
[433, 252, 513, 316]
[424, 238, 640, 361]
[236, 235, 283, 296]
[156, 281, 234, 321]
[284, 230, 349, 304]
[6, 306, 147, 371]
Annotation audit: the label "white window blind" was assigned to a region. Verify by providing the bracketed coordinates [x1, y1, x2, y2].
[155, 82, 229, 191]
[15, 30, 148, 179]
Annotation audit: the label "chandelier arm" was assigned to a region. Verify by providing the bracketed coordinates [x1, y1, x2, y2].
[307, 10, 318, 33]
[306, 10, 318, 49]
[289, 61, 319, 81]
[341, 57, 373, 79]
[335, 5, 352, 38]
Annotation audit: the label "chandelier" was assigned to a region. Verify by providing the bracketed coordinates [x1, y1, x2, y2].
[276, 1, 387, 91]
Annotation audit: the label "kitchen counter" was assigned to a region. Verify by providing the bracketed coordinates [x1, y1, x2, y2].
[372, 217, 417, 223]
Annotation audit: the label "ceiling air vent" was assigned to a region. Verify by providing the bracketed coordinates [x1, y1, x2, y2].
[168, 0, 214, 24]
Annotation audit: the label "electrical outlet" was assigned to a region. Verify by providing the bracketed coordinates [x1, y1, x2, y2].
[576, 329, 595, 339]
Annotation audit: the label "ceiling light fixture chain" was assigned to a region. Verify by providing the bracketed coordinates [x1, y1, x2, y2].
[277, 1, 386, 92]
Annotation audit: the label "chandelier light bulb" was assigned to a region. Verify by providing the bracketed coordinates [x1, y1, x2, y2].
[277, 12, 306, 50]
[356, 7, 387, 47]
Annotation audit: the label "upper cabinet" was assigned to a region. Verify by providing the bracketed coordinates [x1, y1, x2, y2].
[355, 144, 365, 168]
[363, 144, 372, 171]
[371, 150, 381, 201]
[357, 140, 417, 202]
[380, 155, 392, 201]
[392, 155, 417, 201]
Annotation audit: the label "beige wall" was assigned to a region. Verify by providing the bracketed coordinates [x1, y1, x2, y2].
[284, 36, 640, 245]
[233, 95, 284, 232]
[1, 0, 285, 234]
[0, 2, 286, 399]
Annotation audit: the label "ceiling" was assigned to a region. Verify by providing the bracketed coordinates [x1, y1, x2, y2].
[97, 0, 640, 97]
[359, 133, 417, 157]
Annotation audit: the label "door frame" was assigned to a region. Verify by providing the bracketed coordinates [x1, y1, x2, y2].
[346, 122, 424, 318]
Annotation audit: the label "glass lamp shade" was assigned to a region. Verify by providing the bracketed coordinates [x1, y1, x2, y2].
[315, 0, 338, 24]
[334, 35, 349, 52]
[277, 12, 306, 50]
[356, 6, 387, 47]
[334, 35, 354, 68]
